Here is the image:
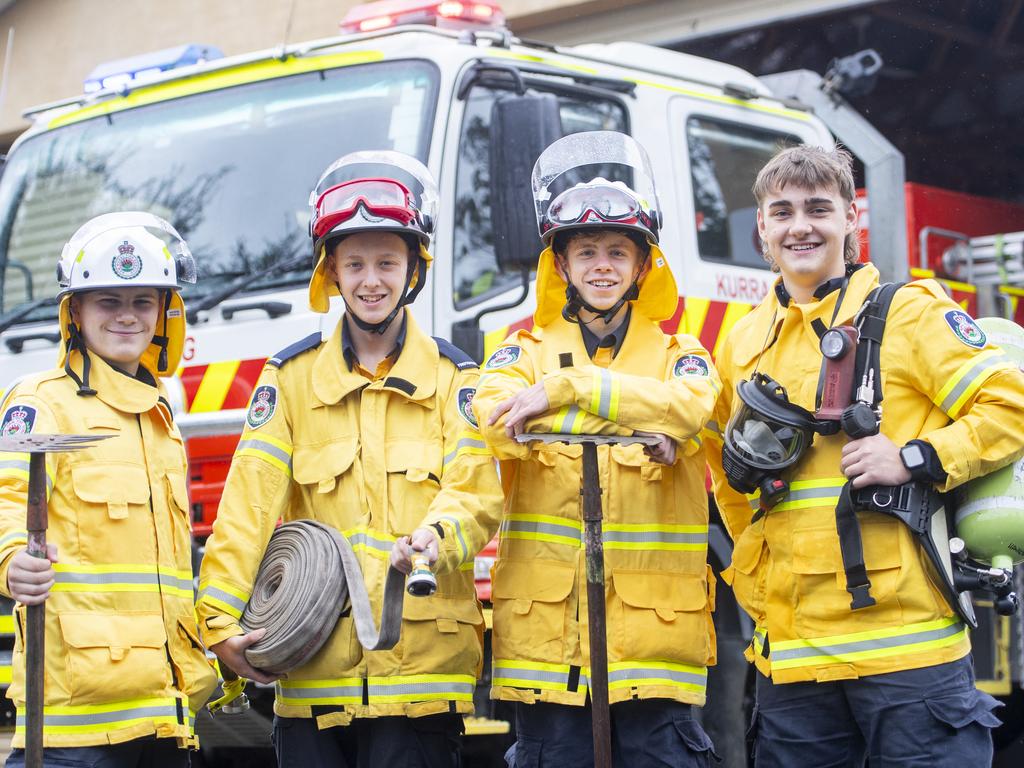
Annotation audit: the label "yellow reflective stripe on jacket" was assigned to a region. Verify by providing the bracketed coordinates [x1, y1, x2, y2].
[345, 526, 396, 559]
[935, 350, 1014, 418]
[589, 368, 620, 421]
[0, 457, 55, 496]
[492, 659, 589, 693]
[235, 433, 293, 474]
[15, 697, 191, 736]
[0, 529, 28, 550]
[769, 617, 966, 671]
[752, 626, 767, 657]
[276, 678, 363, 706]
[52, 564, 193, 599]
[437, 515, 470, 564]
[501, 514, 706, 552]
[701, 420, 723, 446]
[603, 522, 708, 551]
[746, 478, 846, 513]
[553, 405, 586, 434]
[608, 660, 706, 694]
[197, 581, 250, 620]
[442, 432, 489, 475]
[368, 674, 475, 702]
[501, 513, 582, 546]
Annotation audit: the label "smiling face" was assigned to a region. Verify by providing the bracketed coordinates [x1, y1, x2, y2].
[327, 231, 411, 326]
[556, 230, 648, 314]
[757, 182, 858, 298]
[70, 287, 161, 375]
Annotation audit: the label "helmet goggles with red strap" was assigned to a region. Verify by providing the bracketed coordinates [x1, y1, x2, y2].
[311, 178, 421, 240]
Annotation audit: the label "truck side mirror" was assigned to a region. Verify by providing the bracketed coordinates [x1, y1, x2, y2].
[489, 91, 562, 271]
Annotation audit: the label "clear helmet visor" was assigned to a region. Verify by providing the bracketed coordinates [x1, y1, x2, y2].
[724, 400, 811, 472]
[58, 211, 196, 287]
[531, 131, 660, 232]
[308, 150, 438, 237]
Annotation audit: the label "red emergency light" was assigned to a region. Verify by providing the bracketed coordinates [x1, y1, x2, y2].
[340, 0, 505, 34]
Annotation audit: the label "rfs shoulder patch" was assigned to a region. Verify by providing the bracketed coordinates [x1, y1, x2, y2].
[485, 345, 521, 369]
[944, 310, 987, 349]
[673, 355, 709, 378]
[1, 404, 37, 438]
[246, 385, 277, 430]
[457, 387, 478, 429]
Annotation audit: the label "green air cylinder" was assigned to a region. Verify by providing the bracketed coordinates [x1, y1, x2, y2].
[954, 317, 1024, 572]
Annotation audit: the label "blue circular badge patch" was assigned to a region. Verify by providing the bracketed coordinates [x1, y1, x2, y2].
[112, 240, 144, 280]
[673, 354, 709, 378]
[246, 385, 277, 430]
[457, 387, 478, 429]
[0, 405, 36, 438]
[944, 310, 987, 349]
[485, 345, 521, 369]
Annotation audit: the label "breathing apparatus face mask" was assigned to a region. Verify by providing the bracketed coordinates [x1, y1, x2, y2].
[722, 373, 822, 509]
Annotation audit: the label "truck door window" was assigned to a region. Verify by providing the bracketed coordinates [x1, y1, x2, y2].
[453, 87, 627, 307]
[0, 61, 438, 324]
[686, 116, 800, 270]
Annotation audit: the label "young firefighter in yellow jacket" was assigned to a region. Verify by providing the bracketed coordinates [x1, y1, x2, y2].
[197, 151, 502, 768]
[473, 132, 719, 768]
[706, 145, 1024, 767]
[0, 213, 217, 767]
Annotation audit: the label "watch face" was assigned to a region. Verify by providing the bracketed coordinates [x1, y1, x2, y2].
[901, 443, 926, 469]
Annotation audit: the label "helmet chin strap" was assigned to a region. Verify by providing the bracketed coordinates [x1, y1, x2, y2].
[560, 255, 646, 325]
[342, 256, 426, 335]
[64, 322, 98, 397]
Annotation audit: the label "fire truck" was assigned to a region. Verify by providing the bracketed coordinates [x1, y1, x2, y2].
[0, 1, 1022, 764]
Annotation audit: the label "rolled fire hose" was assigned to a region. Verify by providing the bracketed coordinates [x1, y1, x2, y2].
[209, 519, 407, 712]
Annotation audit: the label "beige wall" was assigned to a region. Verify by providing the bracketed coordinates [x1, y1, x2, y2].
[0, 0, 615, 145]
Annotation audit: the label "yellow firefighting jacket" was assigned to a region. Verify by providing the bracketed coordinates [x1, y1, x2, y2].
[473, 312, 720, 707]
[0, 353, 218, 749]
[197, 311, 502, 726]
[706, 263, 1024, 684]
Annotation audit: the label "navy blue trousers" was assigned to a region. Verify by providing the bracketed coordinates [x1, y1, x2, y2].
[5, 737, 187, 768]
[506, 699, 717, 768]
[272, 712, 463, 768]
[751, 656, 1001, 768]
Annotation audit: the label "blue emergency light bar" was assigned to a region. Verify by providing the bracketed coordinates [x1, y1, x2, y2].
[84, 44, 224, 93]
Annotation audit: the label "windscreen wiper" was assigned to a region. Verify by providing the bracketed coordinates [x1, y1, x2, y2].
[185, 254, 308, 324]
[0, 297, 56, 336]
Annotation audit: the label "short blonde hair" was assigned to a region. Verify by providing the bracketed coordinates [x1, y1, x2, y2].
[753, 145, 860, 269]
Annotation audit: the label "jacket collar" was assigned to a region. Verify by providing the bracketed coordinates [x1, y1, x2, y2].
[539, 312, 664, 374]
[313, 309, 438, 406]
[67, 350, 160, 414]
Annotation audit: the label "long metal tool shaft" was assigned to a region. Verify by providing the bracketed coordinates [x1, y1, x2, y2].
[25, 451, 47, 768]
[580, 441, 611, 768]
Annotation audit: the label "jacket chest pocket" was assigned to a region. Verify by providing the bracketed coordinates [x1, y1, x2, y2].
[606, 444, 673, 523]
[491, 559, 576, 663]
[791, 525, 903, 637]
[71, 463, 152, 557]
[59, 612, 171, 704]
[385, 440, 441, 535]
[610, 569, 712, 667]
[293, 439, 361, 521]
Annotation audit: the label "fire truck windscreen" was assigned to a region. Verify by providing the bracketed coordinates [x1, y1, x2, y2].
[0, 60, 439, 325]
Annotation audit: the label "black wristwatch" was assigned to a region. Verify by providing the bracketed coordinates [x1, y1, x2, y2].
[899, 440, 946, 484]
[899, 442, 927, 475]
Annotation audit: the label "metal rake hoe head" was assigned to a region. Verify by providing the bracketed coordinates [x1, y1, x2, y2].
[0, 433, 115, 454]
[515, 432, 661, 447]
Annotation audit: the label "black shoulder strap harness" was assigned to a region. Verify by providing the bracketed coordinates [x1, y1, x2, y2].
[268, 332, 323, 369]
[433, 337, 477, 371]
[834, 282, 904, 610]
